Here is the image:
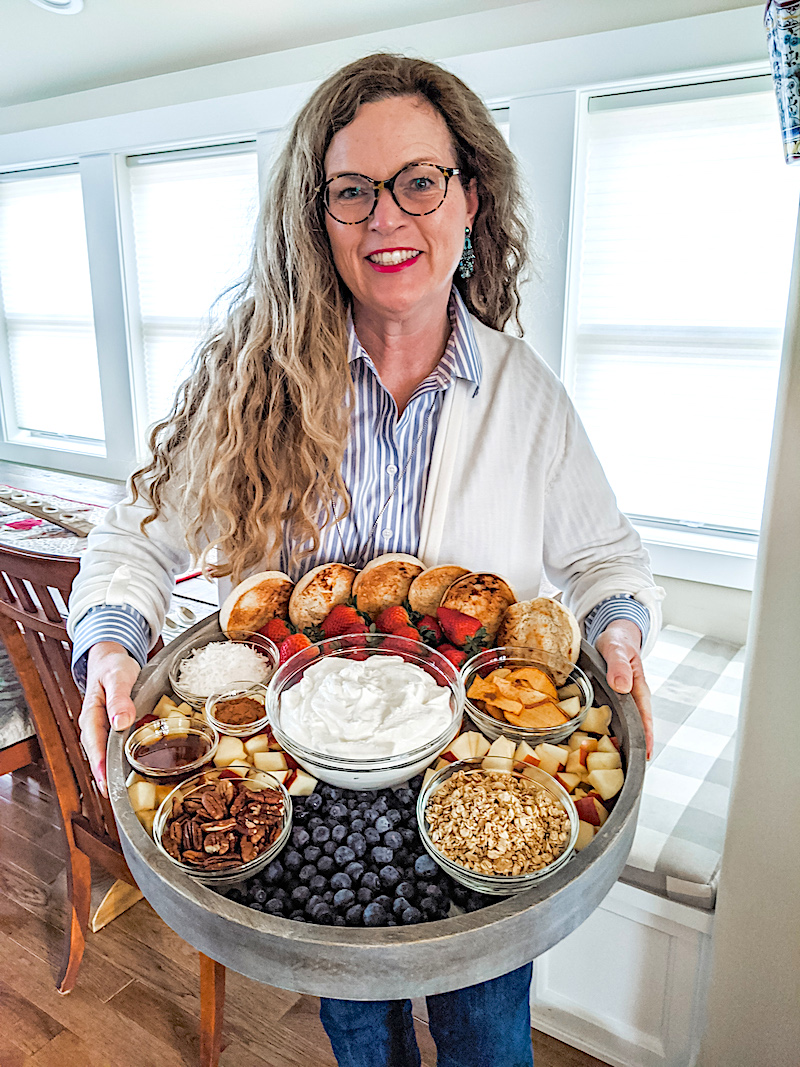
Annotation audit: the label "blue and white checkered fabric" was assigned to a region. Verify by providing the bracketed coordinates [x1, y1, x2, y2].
[620, 625, 744, 910]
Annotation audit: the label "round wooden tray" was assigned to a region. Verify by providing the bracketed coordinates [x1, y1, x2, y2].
[108, 616, 645, 1000]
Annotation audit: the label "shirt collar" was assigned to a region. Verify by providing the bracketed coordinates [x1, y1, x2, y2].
[346, 286, 482, 397]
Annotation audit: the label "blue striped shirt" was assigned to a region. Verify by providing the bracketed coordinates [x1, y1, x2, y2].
[72, 288, 647, 686]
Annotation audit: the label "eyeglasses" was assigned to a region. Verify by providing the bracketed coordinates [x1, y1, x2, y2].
[321, 162, 461, 225]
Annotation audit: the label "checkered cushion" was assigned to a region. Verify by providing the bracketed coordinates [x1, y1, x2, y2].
[620, 626, 744, 909]
[0, 642, 35, 751]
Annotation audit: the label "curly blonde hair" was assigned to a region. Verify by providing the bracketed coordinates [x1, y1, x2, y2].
[132, 52, 530, 583]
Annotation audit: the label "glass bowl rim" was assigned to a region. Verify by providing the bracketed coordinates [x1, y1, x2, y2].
[204, 681, 270, 734]
[168, 629, 279, 705]
[124, 712, 219, 777]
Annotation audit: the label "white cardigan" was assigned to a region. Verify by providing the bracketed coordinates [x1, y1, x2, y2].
[67, 317, 663, 656]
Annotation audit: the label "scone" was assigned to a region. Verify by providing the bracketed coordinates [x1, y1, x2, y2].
[288, 562, 358, 630]
[496, 597, 581, 664]
[351, 553, 425, 618]
[439, 572, 516, 640]
[219, 571, 293, 634]
[407, 564, 470, 617]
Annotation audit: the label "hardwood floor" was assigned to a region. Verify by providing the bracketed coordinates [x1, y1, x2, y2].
[0, 764, 611, 1067]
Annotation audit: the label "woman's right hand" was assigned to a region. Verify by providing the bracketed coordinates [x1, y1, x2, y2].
[78, 641, 141, 798]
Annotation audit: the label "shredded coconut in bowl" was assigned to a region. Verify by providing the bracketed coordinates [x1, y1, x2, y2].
[176, 642, 272, 698]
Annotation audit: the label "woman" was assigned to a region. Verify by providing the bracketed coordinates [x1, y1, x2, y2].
[70, 53, 661, 1067]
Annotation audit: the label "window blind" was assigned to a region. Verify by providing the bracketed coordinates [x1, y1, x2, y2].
[566, 85, 800, 534]
[0, 168, 105, 444]
[126, 146, 260, 428]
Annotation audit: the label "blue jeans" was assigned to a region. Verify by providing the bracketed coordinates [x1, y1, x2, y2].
[319, 963, 534, 1067]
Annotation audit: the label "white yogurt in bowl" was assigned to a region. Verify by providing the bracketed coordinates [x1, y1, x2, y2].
[267, 634, 465, 789]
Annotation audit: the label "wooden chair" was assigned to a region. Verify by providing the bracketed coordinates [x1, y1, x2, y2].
[0, 544, 226, 1065]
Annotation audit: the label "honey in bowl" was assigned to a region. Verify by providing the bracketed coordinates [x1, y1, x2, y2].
[131, 732, 212, 772]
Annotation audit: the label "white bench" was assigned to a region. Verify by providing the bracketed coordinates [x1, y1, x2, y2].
[529, 627, 744, 1067]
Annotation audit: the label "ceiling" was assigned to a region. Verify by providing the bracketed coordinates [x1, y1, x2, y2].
[1, 0, 760, 109]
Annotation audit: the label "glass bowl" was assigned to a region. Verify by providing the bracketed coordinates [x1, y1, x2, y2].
[461, 647, 593, 746]
[267, 633, 465, 790]
[416, 756, 578, 895]
[152, 765, 292, 888]
[168, 627, 278, 709]
[205, 681, 269, 738]
[124, 711, 218, 779]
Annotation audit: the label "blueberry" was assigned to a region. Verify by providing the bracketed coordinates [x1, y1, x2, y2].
[331, 824, 348, 844]
[414, 855, 438, 880]
[409, 775, 423, 791]
[379, 865, 402, 889]
[252, 886, 268, 904]
[349, 817, 365, 832]
[317, 855, 335, 875]
[363, 902, 388, 927]
[303, 845, 322, 863]
[329, 803, 348, 820]
[420, 898, 442, 917]
[361, 871, 380, 891]
[373, 895, 393, 912]
[393, 788, 415, 807]
[408, 815, 418, 832]
[312, 825, 331, 845]
[364, 827, 381, 846]
[333, 888, 355, 909]
[346, 796, 358, 809]
[272, 887, 288, 902]
[371, 846, 394, 866]
[322, 890, 334, 903]
[309, 875, 327, 894]
[265, 860, 284, 884]
[320, 784, 341, 799]
[284, 849, 304, 872]
[289, 910, 306, 921]
[383, 830, 403, 850]
[393, 897, 411, 917]
[373, 797, 388, 815]
[249, 902, 264, 911]
[323, 840, 338, 856]
[347, 834, 367, 858]
[395, 881, 416, 901]
[330, 871, 352, 891]
[393, 849, 411, 868]
[364, 808, 379, 824]
[310, 903, 334, 924]
[264, 898, 285, 916]
[291, 827, 310, 849]
[465, 895, 491, 913]
[450, 883, 469, 906]
[305, 793, 323, 811]
[291, 885, 311, 905]
[374, 815, 391, 834]
[401, 828, 416, 845]
[334, 845, 356, 867]
[305, 894, 324, 912]
[293, 807, 309, 825]
[333, 915, 347, 927]
[424, 884, 445, 901]
[299, 864, 316, 883]
[345, 904, 365, 926]
[356, 887, 373, 904]
[402, 906, 423, 924]
[307, 816, 323, 830]
[344, 861, 365, 882]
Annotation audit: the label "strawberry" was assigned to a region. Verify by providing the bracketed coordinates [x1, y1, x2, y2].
[259, 617, 292, 644]
[278, 632, 313, 665]
[321, 604, 364, 639]
[389, 625, 422, 643]
[417, 614, 443, 646]
[374, 605, 410, 634]
[437, 643, 468, 669]
[436, 606, 489, 653]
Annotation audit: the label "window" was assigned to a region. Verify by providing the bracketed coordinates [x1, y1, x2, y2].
[565, 78, 800, 536]
[0, 166, 105, 453]
[125, 145, 260, 432]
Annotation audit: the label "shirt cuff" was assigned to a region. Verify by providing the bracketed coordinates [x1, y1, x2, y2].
[584, 594, 650, 649]
[71, 604, 151, 692]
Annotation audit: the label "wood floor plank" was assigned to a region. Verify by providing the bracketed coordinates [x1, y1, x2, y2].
[0, 776, 59, 825]
[30, 1029, 121, 1067]
[0, 794, 66, 859]
[0, 933, 189, 1067]
[0, 977, 63, 1056]
[106, 980, 201, 1067]
[532, 1029, 614, 1067]
[0, 1038, 35, 1067]
[0, 825, 65, 885]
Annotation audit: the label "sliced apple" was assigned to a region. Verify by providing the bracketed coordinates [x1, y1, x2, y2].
[587, 768, 624, 800]
[565, 749, 583, 775]
[252, 751, 288, 772]
[261, 769, 291, 785]
[582, 704, 612, 735]
[244, 733, 273, 755]
[441, 733, 477, 762]
[556, 682, 581, 701]
[422, 766, 439, 789]
[586, 751, 622, 772]
[578, 738, 599, 766]
[482, 736, 516, 770]
[514, 740, 540, 765]
[126, 771, 146, 788]
[557, 696, 582, 719]
[469, 733, 491, 758]
[287, 770, 318, 796]
[596, 735, 618, 753]
[555, 771, 581, 792]
[567, 731, 590, 751]
[136, 809, 157, 835]
[574, 820, 596, 851]
[128, 780, 158, 813]
[154, 784, 174, 806]
[574, 795, 608, 826]
[213, 736, 248, 767]
[154, 694, 178, 717]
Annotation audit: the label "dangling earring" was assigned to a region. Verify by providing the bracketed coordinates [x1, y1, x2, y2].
[459, 226, 475, 279]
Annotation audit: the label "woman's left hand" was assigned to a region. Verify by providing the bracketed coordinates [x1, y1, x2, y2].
[594, 618, 653, 759]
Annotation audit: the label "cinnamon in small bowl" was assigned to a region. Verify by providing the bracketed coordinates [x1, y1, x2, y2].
[205, 682, 269, 738]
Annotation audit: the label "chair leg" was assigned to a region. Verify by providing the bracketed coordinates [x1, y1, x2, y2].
[199, 953, 225, 1067]
[90, 879, 144, 933]
[57, 844, 92, 995]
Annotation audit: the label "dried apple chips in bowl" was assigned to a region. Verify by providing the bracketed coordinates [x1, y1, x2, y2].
[461, 646, 593, 745]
